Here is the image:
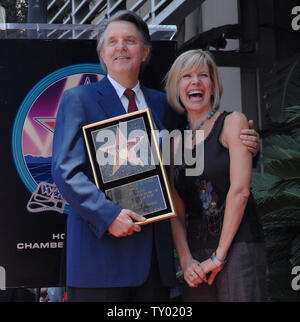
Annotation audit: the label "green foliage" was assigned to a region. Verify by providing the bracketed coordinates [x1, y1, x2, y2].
[252, 56, 300, 300]
[264, 55, 300, 123]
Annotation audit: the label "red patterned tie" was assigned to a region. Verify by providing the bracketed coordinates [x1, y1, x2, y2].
[124, 88, 138, 113]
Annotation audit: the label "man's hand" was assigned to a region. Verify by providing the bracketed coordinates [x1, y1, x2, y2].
[108, 209, 146, 237]
[240, 120, 260, 156]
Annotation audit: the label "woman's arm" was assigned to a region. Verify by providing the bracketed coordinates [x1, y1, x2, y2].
[171, 188, 207, 287]
[200, 112, 252, 284]
[217, 112, 252, 259]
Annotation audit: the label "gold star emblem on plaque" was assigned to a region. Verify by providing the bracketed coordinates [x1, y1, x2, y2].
[99, 127, 145, 175]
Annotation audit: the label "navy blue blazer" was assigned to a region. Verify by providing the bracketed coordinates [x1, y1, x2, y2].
[52, 76, 176, 288]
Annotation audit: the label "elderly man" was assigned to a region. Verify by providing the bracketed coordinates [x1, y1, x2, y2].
[52, 10, 259, 302]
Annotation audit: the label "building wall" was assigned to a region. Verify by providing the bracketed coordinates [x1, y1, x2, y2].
[0, 5, 5, 23]
[202, 0, 242, 113]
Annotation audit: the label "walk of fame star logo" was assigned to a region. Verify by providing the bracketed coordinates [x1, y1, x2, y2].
[99, 127, 145, 175]
[12, 63, 105, 215]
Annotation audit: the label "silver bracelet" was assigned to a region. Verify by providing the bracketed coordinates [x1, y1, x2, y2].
[210, 251, 227, 267]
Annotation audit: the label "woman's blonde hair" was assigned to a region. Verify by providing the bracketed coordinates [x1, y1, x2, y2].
[165, 49, 223, 114]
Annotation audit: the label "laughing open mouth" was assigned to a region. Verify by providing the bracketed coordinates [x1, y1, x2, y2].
[188, 91, 203, 99]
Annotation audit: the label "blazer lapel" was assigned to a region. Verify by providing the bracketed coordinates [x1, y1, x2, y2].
[142, 87, 165, 131]
[95, 76, 126, 119]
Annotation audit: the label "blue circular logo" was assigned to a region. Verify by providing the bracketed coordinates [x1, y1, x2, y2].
[12, 63, 105, 214]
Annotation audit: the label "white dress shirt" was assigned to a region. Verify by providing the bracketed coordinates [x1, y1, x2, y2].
[107, 75, 148, 112]
[107, 75, 162, 146]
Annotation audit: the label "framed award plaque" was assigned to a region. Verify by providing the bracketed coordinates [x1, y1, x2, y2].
[82, 108, 176, 224]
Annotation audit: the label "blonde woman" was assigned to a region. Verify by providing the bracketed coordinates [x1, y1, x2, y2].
[166, 49, 267, 302]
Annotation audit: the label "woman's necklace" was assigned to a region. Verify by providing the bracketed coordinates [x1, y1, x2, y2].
[186, 108, 217, 139]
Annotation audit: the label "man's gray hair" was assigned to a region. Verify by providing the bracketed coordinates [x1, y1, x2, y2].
[96, 10, 152, 73]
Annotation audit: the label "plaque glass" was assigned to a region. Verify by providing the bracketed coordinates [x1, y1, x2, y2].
[82, 108, 176, 224]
